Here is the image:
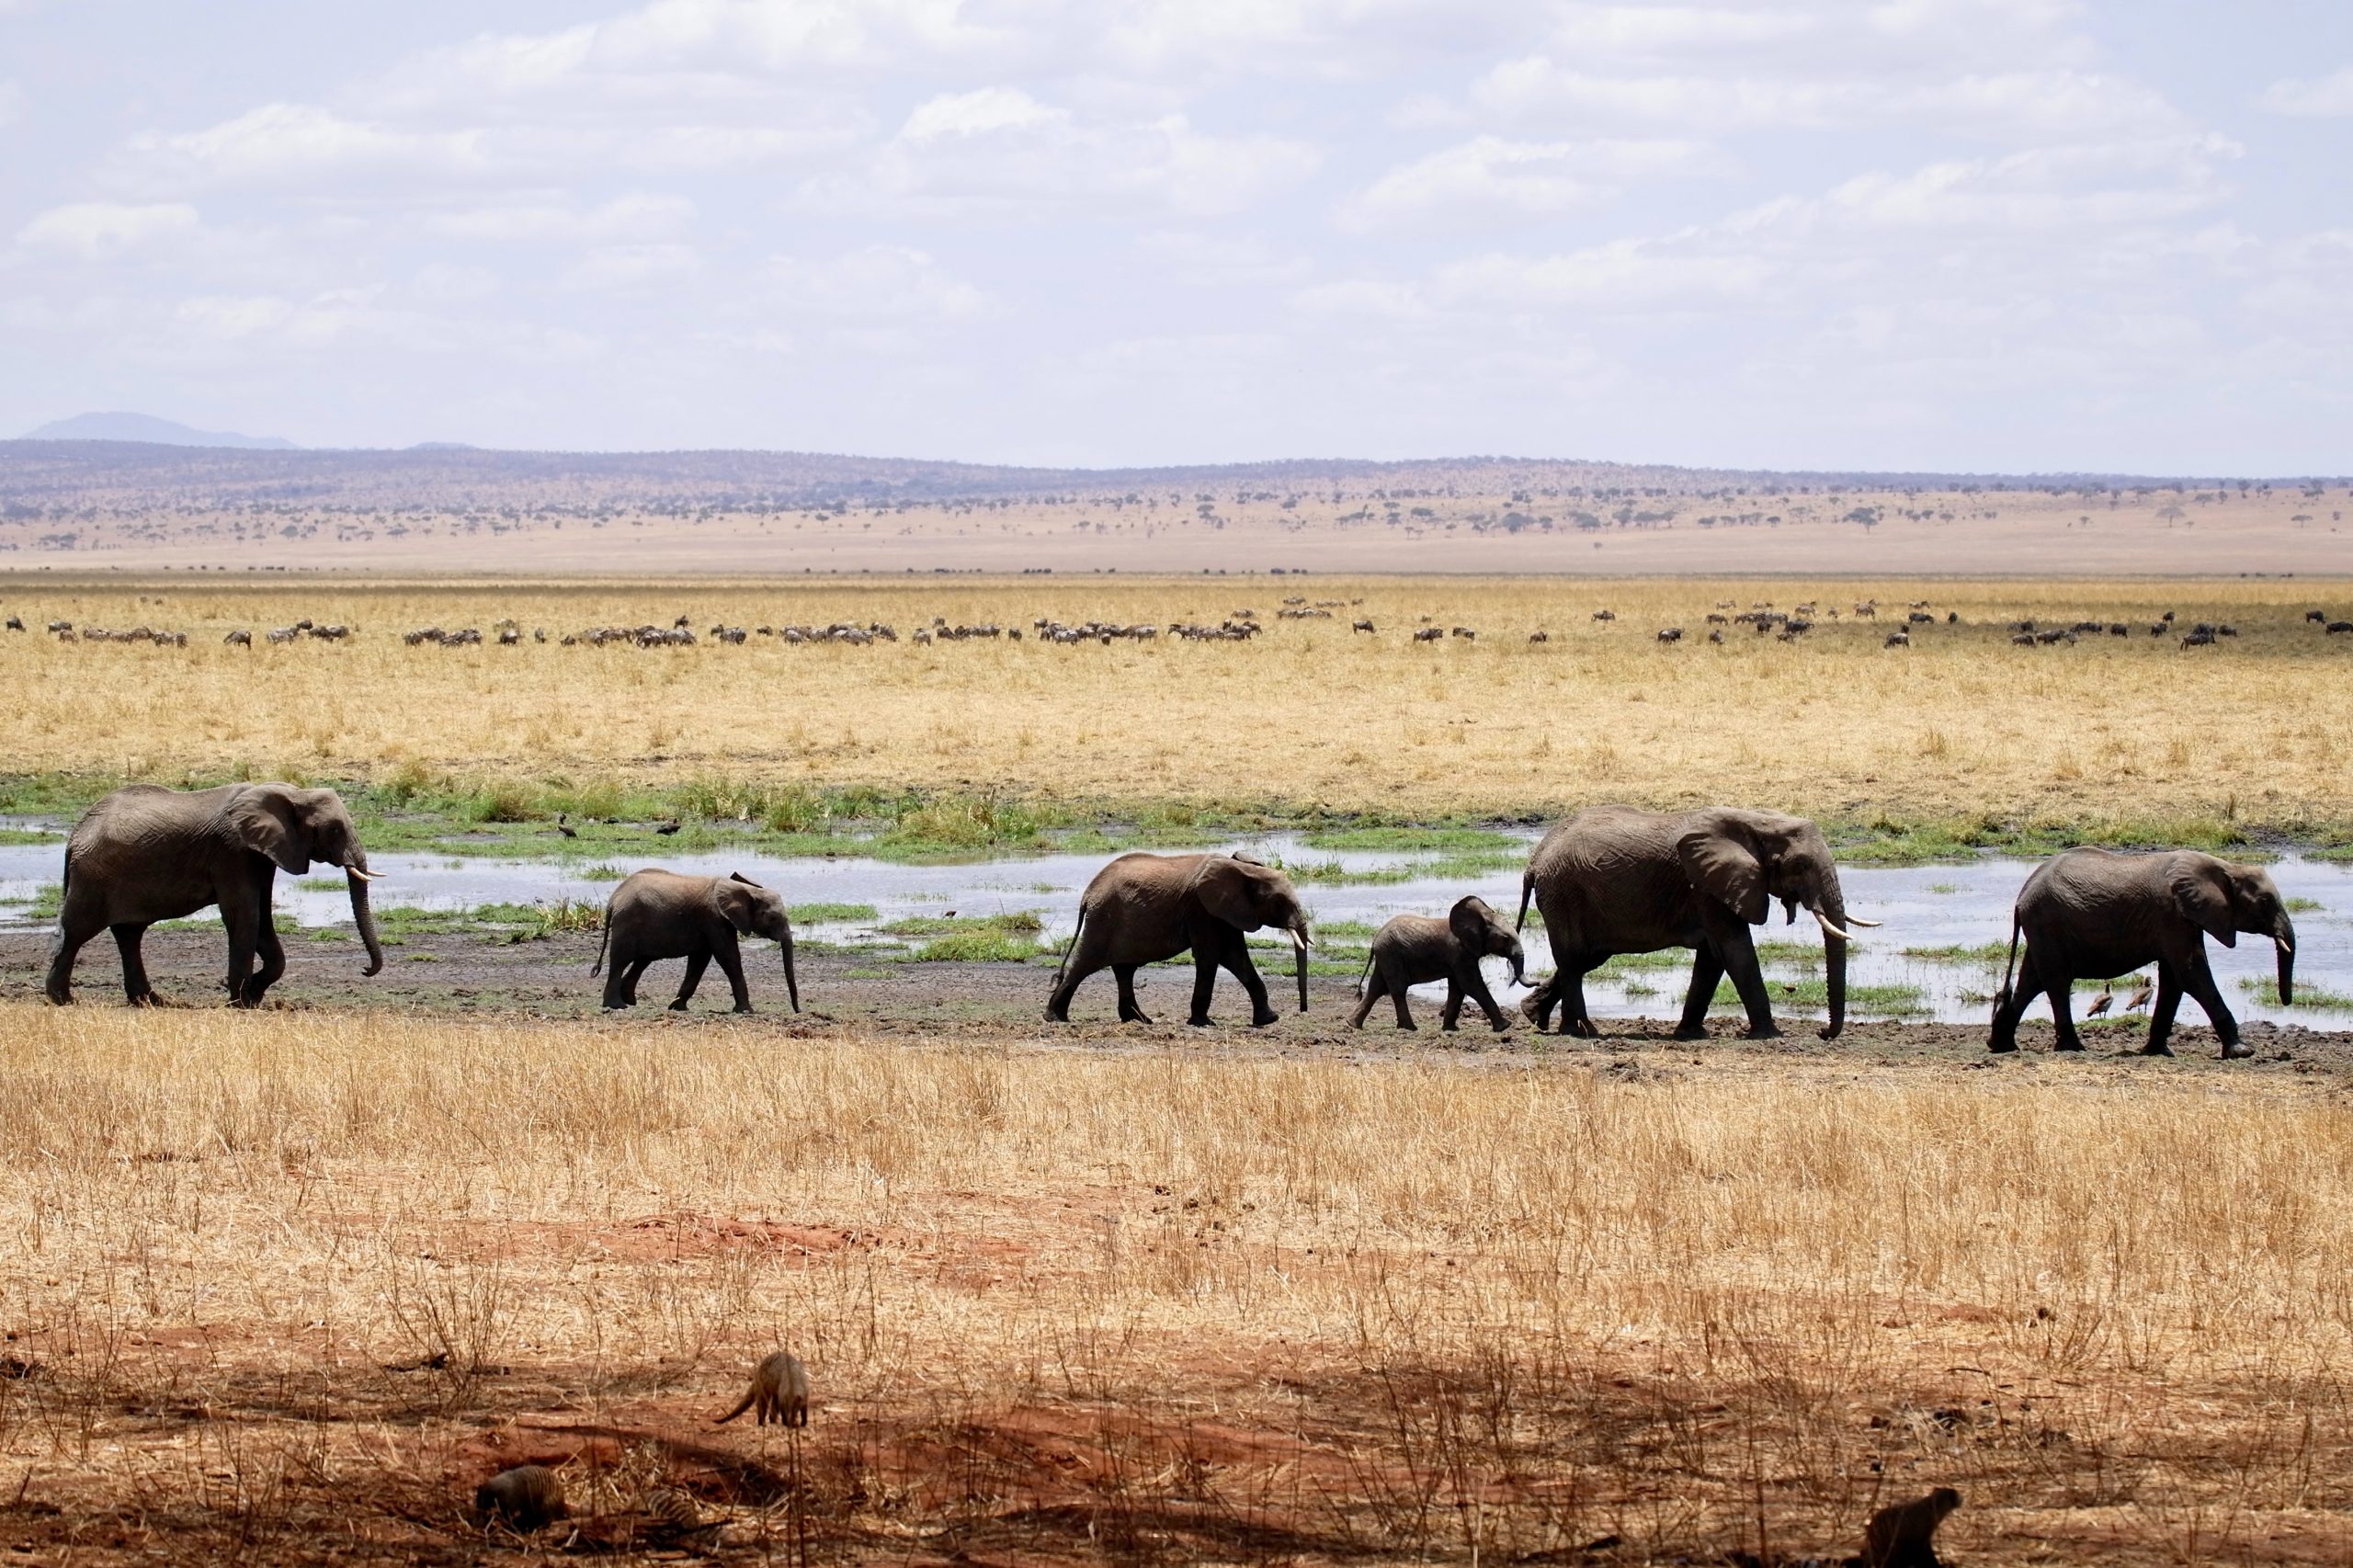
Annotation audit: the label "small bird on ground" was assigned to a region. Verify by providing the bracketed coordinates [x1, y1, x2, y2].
[555, 812, 576, 839]
[2126, 976, 2154, 1012]
[2085, 983, 2113, 1018]
[654, 821, 681, 835]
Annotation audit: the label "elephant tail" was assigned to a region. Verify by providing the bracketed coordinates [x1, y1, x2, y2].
[1052, 904, 1087, 988]
[590, 915, 611, 977]
[46, 846, 70, 960]
[1355, 949, 1376, 998]
[1994, 915, 2021, 1015]
[1516, 867, 1534, 933]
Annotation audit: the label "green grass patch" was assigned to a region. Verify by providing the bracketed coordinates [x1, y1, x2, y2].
[1591, 949, 1688, 973]
[2285, 896, 2325, 914]
[879, 912, 1043, 937]
[842, 966, 892, 979]
[790, 902, 880, 924]
[2238, 976, 2353, 1010]
[1925, 882, 1962, 895]
[0, 827, 60, 847]
[1714, 978, 1929, 1016]
[1298, 826, 1522, 854]
[1311, 919, 1381, 939]
[898, 930, 1054, 962]
[1900, 942, 2012, 966]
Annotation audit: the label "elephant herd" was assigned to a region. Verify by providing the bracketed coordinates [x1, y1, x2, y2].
[40, 784, 2300, 1060]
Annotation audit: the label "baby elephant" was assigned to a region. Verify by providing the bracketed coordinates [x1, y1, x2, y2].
[1352, 895, 1528, 1031]
[593, 869, 800, 1014]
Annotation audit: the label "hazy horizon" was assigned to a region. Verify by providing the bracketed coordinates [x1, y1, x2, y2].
[4, 2, 2349, 474]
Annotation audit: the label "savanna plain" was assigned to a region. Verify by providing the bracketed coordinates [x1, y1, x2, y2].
[4, 573, 2353, 1565]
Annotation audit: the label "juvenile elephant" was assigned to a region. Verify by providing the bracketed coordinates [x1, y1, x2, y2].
[593, 869, 800, 1014]
[1045, 853, 1313, 1027]
[1989, 847, 2294, 1059]
[47, 782, 384, 1006]
[1350, 895, 1527, 1031]
[1516, 805, 1875, 1040]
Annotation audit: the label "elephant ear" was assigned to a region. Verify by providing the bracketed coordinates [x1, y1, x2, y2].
[1188, 858, 1266, 930]
[226, 787, 313, 874]
[2168, 856, 2238, 948]
[714, 876, 762, 935]
[1449, 896, 1493, 954]
[1676, 825, 1768, 925]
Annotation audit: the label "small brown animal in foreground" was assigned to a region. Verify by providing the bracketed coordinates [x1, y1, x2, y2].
[475, 1465, 567, 1531]
[715, 1350, 809, 1426]
[1859, 1486, 1961, 1567]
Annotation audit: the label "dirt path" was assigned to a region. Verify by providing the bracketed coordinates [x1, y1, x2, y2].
[11, 926, 2347, 1074]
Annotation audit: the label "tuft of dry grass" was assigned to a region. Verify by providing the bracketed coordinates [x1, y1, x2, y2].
[0, 574, 2349, 832]
[4, 1002, 2352, 1561]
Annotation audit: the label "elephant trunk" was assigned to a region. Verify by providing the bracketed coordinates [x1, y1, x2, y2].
[346, 860, 384, 977]
[1815, 884, 1849, 1040]
[781, 928, 801, 1013]
[2276, 911, 2297, 1006]
[1291, 921, 1312, 1014]
[1506, 939, 1528, 988]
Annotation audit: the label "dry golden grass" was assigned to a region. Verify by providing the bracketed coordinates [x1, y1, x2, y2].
[3, 574, 2350, 828]
[4, 1002, 2353, 1562]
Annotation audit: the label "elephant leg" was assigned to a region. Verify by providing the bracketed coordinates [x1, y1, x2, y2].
[671, 951, 711, 1010]
[1386, 958, 1417, 1029]
[1676, 945, 1726, 1040]
[47, 903, 108, 1006]
[2144, 959, 2184, 1056]
[1987, 946, 2046, 1053]
[1348, 967, 1385, 1029]
[1463, 969, 1509, 1031]
[1221, 933, 1278, 1028]
[2047, 963, 2083, 1051]
[1561, 955, 1607, 1038]
[620, 957, 653, 1006]
[1518, 971, 1556, 1029]
[710, 930, 752, 1013]
[1113, 963, 1153, 1024]
[244, 915, 287, 1006]
[221, 889, 264, 1007]
[1188, 946, 1221, 1026]
[2182, 952, 2246, 1059]
[1046, 926, 1108, 1022]
[111, 924, 158, 1006]
[1439, 979, 1464, 1031]
[602, 947, 637, 1009]
[1718, 936, 1779, 1039]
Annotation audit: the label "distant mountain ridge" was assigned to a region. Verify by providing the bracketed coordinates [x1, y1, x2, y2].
[23, 412, 296, 450]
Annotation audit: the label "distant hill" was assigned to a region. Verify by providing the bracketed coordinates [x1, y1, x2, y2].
[22, 412, 297, 450]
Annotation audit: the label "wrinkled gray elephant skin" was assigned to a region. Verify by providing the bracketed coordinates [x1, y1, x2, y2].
[46, 782, 384, 1007]
[594, 869, 800, 1014]
[1516, 805, 1873, 1041]
[1352, 894, 1527, 1031]
[1988, 847, 2293, 1059]
[1045, 852, 1313, 1027]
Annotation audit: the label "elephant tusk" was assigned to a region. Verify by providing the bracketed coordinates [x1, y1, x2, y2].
[1811, 908, 1854, 941]
[346, 865, 381, 881]
[1846, 915, 1882, 927]
[1290, 927, 1312, 951]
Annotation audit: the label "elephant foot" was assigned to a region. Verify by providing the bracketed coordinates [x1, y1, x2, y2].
[1187, 1014, 1214, 1028]
[1119, 1008, 1154, 1024]
[1490, 1020, 1512, 1033]
[1672, 1023, 1709, 1041]
[1250, 1009, 1280, 1028]
[2142, 1040, 2176, 1057]
[1987, 1040, 2018, 1054]
[44, 989, 72, 1006]
[668, 999, 690, 1011]
[2054, 1039, 2086, 1052]
[1742, 1025, 1784, 1041]
[733, 1003, 755, 1015]
[2220, 1040, 2253, 1061]
[1043, 1006, 1069, 1024]
[1816, 1025, 1842, 1041]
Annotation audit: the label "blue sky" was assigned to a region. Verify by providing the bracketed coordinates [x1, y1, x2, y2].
[3, 0, 2348, 471]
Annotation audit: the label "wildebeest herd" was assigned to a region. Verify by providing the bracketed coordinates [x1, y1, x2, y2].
[42, 783, 2300, 1061]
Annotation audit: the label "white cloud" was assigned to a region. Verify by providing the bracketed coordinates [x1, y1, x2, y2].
[760, 244, 984, 320]
[130, 102, 485, 187]
[902, 85, 1063, 140]
[1436, 239, 1768, 311]
[1341, 135, 1710, 230]
[16, 202, 199, 257]
[2260, 66, 2353, 118]
[559, 242, 702, 291]
[425, 194, 696, 243]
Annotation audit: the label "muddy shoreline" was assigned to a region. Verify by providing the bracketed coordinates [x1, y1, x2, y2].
[11, 927, 2349, 1075]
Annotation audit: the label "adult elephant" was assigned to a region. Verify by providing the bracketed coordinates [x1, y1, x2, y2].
[593, 869, 800, 1014]
[1516, 805, 1874, 1040]
[1045, 852, 1313, 1026]
[1988, 848, 2295, 1059]
[46, 782, 384, 1006]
